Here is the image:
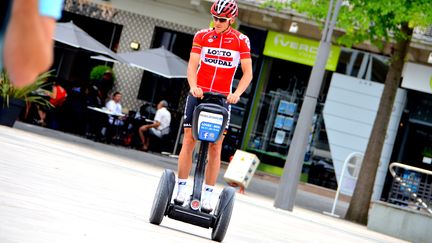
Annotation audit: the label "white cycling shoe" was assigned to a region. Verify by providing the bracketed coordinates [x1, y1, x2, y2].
[174, 193, 187, 206]
[200, 199, 213, 213]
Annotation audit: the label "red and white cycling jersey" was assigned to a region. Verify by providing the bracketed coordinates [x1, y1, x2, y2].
[191, 27, 251, 95]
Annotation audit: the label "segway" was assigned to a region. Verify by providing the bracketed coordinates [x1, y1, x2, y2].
[149, 92, 236, 242]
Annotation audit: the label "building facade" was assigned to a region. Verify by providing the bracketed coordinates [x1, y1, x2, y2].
[59, 0, 432, 204]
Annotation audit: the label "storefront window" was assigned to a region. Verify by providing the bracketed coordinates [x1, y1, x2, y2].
[245, 49, 390, 167]
[245, 58, 323, 167]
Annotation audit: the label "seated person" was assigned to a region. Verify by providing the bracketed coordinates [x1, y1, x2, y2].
[48, 82, 67, 129]
[105, 91, 124, 126]
[138, 100, 171, 151]
[103, 91, 124, 141]
[32, 81, 67, 127]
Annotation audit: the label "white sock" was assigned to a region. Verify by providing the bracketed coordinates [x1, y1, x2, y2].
[202, 184, 214, 202]
[177, 179, 188, 196]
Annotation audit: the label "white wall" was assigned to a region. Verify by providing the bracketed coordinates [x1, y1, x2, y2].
[323, 73, 406, 200]
[402, 62, 432, 94]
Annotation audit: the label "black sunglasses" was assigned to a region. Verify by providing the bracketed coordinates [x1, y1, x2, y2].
[212, 15, 230, 23]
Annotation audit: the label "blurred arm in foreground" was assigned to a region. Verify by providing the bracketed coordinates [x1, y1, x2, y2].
[3, 0, 63, 87]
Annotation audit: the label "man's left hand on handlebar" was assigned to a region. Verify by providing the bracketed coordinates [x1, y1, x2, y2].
[226, 93, 240, 104]
[190, 87, 203, 98]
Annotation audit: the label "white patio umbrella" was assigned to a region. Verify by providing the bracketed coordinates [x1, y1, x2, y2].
[91, 47, 187, 78]
[54, 21, 126, 63]
[90, 55, 120, 63]
[94, 47, 187, 79]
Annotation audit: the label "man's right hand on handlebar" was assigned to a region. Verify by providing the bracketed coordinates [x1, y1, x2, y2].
[190, 87, 204, 98]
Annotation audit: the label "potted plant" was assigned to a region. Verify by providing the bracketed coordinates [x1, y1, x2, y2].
[0, 70, 53, 127]
[89, 65, 116, 101]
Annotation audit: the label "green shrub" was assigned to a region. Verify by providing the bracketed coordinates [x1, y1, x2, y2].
[89, 65, 116, 81]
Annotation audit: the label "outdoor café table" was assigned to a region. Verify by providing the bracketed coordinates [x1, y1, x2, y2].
[87, 106, 125, 143]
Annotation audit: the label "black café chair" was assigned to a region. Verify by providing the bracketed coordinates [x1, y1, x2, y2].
[148, 115, 177, 153]
[118, 110, 137, 146]
[148, 129, 171, 153]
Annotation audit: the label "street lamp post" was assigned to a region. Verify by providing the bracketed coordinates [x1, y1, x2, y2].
[274, 0, 344, 211]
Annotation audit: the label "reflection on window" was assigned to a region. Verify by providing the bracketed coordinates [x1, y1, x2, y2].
[335, 48, 389, 83]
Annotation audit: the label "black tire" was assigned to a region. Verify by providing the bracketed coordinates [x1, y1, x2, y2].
[149, 169, 175, 225]
[211, 187, 236, 242]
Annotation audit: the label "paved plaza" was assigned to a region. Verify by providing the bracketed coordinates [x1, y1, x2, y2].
[0, 123, 406, 242]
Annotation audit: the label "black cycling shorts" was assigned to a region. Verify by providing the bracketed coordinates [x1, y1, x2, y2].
[183, 94, 231, 131]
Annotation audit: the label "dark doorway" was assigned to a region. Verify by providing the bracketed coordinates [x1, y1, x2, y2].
[383, 91, 432, 200]
[400, 123, 432, 170]
[403, 92, 432, 170]
[137, 26, 192, 110]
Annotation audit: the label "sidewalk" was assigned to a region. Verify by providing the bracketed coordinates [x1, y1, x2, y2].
[0, 123, 405, 242]
[14, 122, 350, 217]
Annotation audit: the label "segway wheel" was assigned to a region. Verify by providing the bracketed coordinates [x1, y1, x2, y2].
[211, 187, 236, 242]
[149, 169, 175, 225]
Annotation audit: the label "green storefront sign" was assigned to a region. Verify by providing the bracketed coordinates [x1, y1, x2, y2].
[263, 31, 341, 71]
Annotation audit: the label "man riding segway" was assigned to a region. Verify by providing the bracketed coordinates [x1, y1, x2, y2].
[175, 0, 253, 213]
[149, 1, 252, 241]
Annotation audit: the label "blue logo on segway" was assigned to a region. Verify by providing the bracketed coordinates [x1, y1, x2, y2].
[198, 122, 221, 142]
